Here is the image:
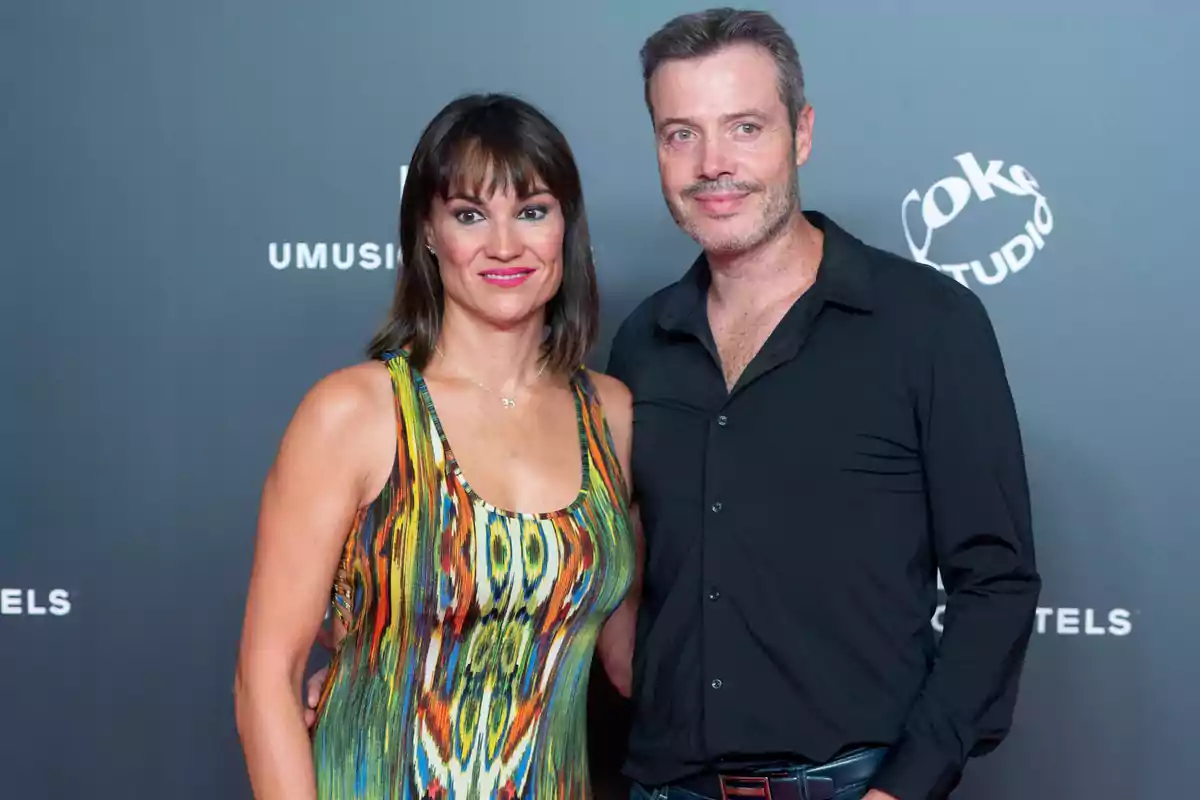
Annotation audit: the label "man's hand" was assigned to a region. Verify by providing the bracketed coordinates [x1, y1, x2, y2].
[303, 622, 342, 729]
[863, 791, 899, 800]
[303, 666, 329, 729]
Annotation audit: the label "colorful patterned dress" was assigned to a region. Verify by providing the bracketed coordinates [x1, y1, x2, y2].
[311, 351, 634, 799]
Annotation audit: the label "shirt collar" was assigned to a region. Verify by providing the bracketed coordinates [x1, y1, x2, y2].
[656, 210, 875, 335]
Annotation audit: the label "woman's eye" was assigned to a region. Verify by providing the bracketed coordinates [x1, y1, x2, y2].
[519, 206, 548, 221]
[454, 209, 483, 224]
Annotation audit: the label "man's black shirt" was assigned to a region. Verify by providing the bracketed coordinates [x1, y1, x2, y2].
[606, 211, 1041, 799]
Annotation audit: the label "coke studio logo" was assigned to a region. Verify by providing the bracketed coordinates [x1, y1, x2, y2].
[902, 153, 1053, 288]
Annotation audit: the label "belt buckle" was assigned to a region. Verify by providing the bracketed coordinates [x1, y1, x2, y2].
[719, 775, 773, 799]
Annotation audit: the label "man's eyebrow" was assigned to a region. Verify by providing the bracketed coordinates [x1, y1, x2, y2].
[656, 109, 771, 132]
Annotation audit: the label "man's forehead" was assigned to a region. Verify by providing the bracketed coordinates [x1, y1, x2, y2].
[649, 43, 782, 120]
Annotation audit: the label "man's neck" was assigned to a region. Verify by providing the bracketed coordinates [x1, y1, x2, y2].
[705, 211, 824, 310]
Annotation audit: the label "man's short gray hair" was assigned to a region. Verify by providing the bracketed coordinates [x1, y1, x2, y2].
[640, 8, 807, 131]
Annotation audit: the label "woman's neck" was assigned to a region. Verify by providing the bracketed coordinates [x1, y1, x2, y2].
[429, 307, 549, 395]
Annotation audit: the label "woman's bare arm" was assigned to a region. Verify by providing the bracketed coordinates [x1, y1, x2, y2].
[590, 372, 642, 698]
[234, 364, 393, 799]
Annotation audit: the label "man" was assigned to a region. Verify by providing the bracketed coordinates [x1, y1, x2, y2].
[604, 8, 1041, 800]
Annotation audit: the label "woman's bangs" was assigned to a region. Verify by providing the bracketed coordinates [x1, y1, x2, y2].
[435, 137, 552, 201]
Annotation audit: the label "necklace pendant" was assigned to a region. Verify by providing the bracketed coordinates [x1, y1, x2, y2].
[501, 397, 516, 409]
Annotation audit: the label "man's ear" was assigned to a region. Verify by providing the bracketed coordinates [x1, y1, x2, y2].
[794, 104, 815, 168]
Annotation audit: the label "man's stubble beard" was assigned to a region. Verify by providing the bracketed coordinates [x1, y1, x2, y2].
[668, 166, 801, 256]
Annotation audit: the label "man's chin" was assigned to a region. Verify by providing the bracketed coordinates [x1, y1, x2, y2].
[689, 226, 760, 255]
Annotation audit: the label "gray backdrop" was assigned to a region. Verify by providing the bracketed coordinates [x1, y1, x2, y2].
[2, 1, 1197, 797]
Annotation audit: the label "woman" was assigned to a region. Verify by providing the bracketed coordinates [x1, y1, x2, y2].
[234, 92, 640, 799]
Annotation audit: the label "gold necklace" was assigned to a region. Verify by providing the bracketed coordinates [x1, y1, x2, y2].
[433, 345, 547, 409]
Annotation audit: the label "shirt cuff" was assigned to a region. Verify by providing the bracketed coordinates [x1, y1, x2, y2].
[870, 731, 962, 800]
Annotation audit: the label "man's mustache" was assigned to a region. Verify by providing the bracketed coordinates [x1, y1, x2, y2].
[683, 179, 762, 198]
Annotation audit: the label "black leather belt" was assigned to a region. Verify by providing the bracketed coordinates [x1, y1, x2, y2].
[671, 747, 887, 800]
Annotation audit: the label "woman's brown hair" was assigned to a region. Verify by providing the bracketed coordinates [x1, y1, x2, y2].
[367, 93, 599, 374]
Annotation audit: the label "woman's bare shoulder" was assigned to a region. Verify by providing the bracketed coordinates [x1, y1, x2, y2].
[273, 360, 396, 481]
[584, 369, 633, 466]
[292, 361, 392, 430]
[585, 369, 632, 414]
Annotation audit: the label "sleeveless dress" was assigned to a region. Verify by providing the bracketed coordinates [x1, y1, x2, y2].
[311, 350, 634, 799]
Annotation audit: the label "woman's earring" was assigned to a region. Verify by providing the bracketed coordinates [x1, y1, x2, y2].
[425, 243, 436, 256]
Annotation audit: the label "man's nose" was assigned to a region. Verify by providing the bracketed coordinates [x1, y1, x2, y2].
[698, 137, 733, 181]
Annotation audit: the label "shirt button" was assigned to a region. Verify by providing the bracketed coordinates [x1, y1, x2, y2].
[711, 502, 722, 513]
[708, 588, 721, 601]
[711, 678, 723, 689]
[717, 414, 728, 427]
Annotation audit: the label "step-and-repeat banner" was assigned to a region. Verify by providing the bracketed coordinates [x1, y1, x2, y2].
[3, 1, 1196, 797]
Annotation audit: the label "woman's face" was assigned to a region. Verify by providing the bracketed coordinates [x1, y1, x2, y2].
[426, 173, 564, 333]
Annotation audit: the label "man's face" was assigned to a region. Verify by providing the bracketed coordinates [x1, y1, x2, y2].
[648, 42, 813, 255]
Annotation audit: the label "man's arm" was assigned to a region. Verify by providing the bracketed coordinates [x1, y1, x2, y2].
[869, 292, 1042, 800]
